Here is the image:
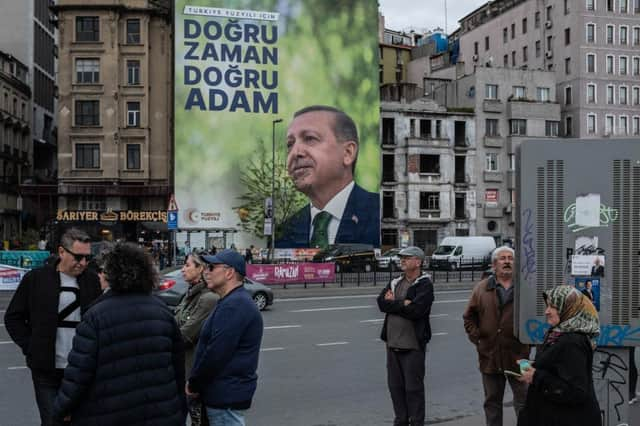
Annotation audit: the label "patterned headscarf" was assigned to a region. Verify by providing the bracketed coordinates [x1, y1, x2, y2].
[543, 285, 600, 349]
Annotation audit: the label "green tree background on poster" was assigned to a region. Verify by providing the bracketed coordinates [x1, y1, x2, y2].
[174, 0, 380, 238]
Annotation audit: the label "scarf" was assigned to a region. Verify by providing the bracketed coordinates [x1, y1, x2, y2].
[543, 285, 600, 349]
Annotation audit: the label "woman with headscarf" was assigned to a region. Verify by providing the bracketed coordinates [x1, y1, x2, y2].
[174, 251, 219, 426]
[517, 285, 601, 426]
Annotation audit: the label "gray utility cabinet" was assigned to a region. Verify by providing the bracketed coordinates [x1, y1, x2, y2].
[516, 138, 640, 425]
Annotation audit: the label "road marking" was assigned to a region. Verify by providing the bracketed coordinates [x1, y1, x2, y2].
[316, 341, 349, 347]
[433, 332, 448, 336]
[291, 305, 374, 313]
[360, 319, 384, 323]
[261, 347, 285, 352]
[7, 366, 27, 370]
[434, 299, 468, 304]
[0, 341, 13, 345]
[0, 323, 4, 327]
[264, 325, 301, 330]
[431, 313, 449, 318]
[276, 289, 471, 302]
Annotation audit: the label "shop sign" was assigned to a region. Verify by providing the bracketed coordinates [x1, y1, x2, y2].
[56, 210, 168, 223]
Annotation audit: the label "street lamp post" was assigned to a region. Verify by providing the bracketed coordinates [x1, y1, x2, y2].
[270, 118, 283, 262]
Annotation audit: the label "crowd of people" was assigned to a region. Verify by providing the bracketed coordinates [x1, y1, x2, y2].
[1, 227, 624, 426]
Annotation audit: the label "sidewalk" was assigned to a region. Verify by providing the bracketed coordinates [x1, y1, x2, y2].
[436, 410, 516, 425]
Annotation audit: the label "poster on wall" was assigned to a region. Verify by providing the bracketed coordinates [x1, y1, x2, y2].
[174, 1, 380, 249]
[574, 277, 601, 311]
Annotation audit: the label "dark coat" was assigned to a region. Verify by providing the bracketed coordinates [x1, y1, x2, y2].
[518, 333, 601, 426]
[189, 285, 263, 410]
[53, 292, 187, 425]
[377, 274, 434, 350]
[463, 275, 530, 374]
[4, 264, 101, 371]
[275, 183, 380, 248]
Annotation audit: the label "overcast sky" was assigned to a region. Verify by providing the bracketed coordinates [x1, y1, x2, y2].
[378, 0, 488, 34]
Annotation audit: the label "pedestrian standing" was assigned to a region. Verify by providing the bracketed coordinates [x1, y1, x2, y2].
[463, 246, 530, 426]
[376, 246, 434, 426]
[187, 249, 263, 426]
[4, 228, 101, 426]
[175, 251, 219, 425]
[245, 245, 254, 264]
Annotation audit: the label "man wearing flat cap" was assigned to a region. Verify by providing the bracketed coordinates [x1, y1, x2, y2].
[187, 249, 264, 426]
[377, 246, 434, 426]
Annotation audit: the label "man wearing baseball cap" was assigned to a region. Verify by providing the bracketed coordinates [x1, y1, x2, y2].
[187, 249, 264, 426]
[377, 246, 435, 426]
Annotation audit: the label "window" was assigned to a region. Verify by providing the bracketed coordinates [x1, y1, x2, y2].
[636, 0, 640, 13]
[75, 143, 100, 168]
[565, 116, 573, 136]
[511, 50, 516, 67]
[76, 16, 99, 42]
[510, 119, 527, 135]
[419, 119, 431, 138]
[587, 0, 595, 10]
[535, 40, 541, 57]
[634, 57, 640, 75]
[587, 24, 595, 43]
[565, 86, 572, 104]
[633, 87, 640, 105]
[606, 55, 614, 73]
[536, 87, 550, 102]
[127, 102, 140, 127]
[565, 57, 571, 74]
[607, 25, 614, 44]
[522, 18, 527, 34]
[564, 0, 570, 13]
[485, 84, 498, 99]
[620, 56, 628, 75]
[485, 153, 499, 171]
[535, 11, 540, 28]
[546, 35, 553, 50]
[382, 118, 395, 144]
[127, 60, 140, 85]
[511, 23, 515, 39]
[523, 46, 528, 62]
[620, 26, 628, 44]
[503, 28, 508, 43]
[620, 86, 628, 104]
[75, 58, 99, 83]
[545, 121, 559, 136]
[474, 41, 479, 55]
[605, 115, 614, 135]
[513, 86, 526, 99]
[485, 36, 490, 51]
[75, 100, 99, 126]
[607, 85, 615, 104]
[565, 28, 571, 44]
[127, 144, 141, 169]
[620, 116, 628, 135]
[546, 5, 553, 20]
[509, 154, 515, 170]
[634, 116, 640, 135]
[587, 54, 595, 73]
[607, 0, 614, 11]
[420, 192, 440, 211]
[486, 118, 499, 136]
[621, 0, 629, 12]
[587, 84, 596, 103]
[79, 196, 106, 211]
[588, 114, 596, 134]
[503, 54, 509, 67]
[126, 19, 140, 44]
[634, 27, 640, 45]
[419, 155, 440, 174]
[435, 120, 442, 138]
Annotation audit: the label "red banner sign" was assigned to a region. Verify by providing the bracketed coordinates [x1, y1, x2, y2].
[246, 263, 335, 285]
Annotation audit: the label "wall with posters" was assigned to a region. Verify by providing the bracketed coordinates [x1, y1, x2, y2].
[174, 0, 380, 250]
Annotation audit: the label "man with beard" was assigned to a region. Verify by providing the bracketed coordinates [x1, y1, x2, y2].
[463, 246, 530, 426]
[275, 105, 379, 249]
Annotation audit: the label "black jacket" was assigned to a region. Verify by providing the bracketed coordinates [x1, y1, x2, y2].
[377, 273, 434, 350]
[4, 264, 101, 371]
[518, 332, 601, 426]
[53, 291, 187, 425]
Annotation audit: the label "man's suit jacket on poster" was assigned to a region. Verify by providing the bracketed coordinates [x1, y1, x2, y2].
[275, 184, 380, 248]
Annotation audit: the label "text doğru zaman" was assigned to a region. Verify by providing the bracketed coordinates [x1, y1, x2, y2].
[182, 19, 278, 113]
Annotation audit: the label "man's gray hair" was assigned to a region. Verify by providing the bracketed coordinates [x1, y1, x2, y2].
[60, 228, 91, 250]
[491, 245, 515, 263]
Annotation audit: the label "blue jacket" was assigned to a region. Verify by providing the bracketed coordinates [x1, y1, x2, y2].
[275, 183, 380, 248]
[53, 291, 186, 425]
[189, 285, 263, 409]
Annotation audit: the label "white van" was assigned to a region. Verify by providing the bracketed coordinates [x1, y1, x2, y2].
[430, 236, 496, 270]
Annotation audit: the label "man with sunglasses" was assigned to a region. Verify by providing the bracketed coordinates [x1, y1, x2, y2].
[5, 228, 101, 426]
[187, 249, 263, 426]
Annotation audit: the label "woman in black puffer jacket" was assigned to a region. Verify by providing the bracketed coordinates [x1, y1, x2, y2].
[53, 243, 187, 425]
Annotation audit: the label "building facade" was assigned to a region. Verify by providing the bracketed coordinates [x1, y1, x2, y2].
[457, 0, 640, 138]
[53, 0, 172, 242]
[380, 83, 477, 254]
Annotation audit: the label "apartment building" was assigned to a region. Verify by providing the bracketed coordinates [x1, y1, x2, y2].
[457, 0, 640, 138]
[52, 0, 172, 241]
[380, 83, 476, 253]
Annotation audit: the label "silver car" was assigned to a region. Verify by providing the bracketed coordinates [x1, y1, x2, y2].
[154, 269, 274, 311]
[377, 248, 401, 270]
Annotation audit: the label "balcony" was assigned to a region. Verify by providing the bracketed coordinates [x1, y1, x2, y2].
[453, 137, 472, 151]
[406, 136, 449, 149]
[507, 100, 561, 119]
[483, 171, 503, 182]
[419, 209, 440, 219]
[483, 100, 504, 113]
[483, 135, 504, 148]
[454, 173, 470, 187]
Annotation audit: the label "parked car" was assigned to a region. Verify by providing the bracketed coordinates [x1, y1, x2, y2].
[312, 243, 376, 272]
[377, 248, 401, 270]
[154, 269, 274, 311]
[430, 236, 496, 270]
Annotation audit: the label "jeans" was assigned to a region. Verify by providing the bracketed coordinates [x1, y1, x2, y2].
[481, 372, 527, 426]
[206, 407, 246, 426]
[31, 368, 67, 426]
[387, 348, 426, 426]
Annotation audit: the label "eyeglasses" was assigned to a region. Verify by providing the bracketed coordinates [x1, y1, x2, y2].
[206, 263, 229, 272]
[62, 246, 92, 262]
